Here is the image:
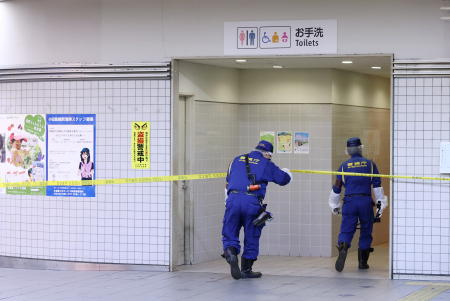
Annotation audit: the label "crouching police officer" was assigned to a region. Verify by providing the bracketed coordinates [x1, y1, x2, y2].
[222, 140, 292, 279]
[328, 137, 388, 272]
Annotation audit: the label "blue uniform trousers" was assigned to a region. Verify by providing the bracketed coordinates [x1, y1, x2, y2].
[222, 193, 264, 260]
[338, 196, 374, 249]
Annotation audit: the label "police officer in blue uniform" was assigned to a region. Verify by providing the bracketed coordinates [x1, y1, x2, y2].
[328, 137, 387, 272]
[222, 140, 292, 279]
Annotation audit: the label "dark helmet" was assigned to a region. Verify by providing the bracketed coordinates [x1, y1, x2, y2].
[347, 137, 362, 147]
[346, 137, 363, 156]
[255, 140, 274, 153]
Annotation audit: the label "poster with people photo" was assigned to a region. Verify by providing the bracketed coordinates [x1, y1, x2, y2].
[0, 114, 46, 195]
[46, 114, 96, 197]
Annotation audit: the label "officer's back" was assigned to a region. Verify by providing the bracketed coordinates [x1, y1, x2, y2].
[222, 140, 292, 280]
[227, 149, 290, 200]
[339, 154, 377, 196]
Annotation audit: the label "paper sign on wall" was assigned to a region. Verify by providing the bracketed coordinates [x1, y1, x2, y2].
[277, 131, 292, 153]
[260, 131, 275, 145]
[440, 142, 450, 173]
[294, 132, 310, 154]
[131, 122, 150, 169]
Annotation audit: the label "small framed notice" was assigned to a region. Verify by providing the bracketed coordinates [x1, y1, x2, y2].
[440, 142, 450, 173]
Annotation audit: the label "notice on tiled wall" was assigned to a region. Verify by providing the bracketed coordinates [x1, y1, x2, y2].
[294, 132, 310, 154]
[440, 142, 450, 173]
[0, 114, 47, 195]
[131, 121, 150, 169]
[260, 130, 310, 154]
[277, 131, 292, 153]
[260, 131, 275, 145]
[46, 114, 96, 197]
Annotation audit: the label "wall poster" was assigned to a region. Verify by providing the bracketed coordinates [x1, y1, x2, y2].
[259, 131, 275, 145]
[0, 114, 46, 195]
[46, 114, 96, 197]
[276, 131, 292, 153]
[294, 132, 310, 154]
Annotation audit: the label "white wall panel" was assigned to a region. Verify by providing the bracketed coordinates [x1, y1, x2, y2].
[0, 79, 171, 266]
[393, 76, 450, 278]
[0, 0, 448, 65]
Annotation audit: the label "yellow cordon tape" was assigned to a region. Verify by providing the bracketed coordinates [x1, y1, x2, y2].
[291, 170, 450, 181]
[0, 173, 228, 188]
[0, 170, 449, 188]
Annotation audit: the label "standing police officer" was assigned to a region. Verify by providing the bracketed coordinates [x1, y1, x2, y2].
[328, 137, 388, 272]
[222, 140, 292, 279]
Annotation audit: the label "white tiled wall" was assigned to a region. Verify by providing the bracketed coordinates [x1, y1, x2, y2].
[393, 77, 450, 277]
[239, 104, 332, 257]
[192, 101, 240, 263]
[191, 102, 333, 263]
[0, 80, 171, 265]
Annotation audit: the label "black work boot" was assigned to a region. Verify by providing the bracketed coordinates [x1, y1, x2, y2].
[335, 242, 350, 272]
[241, 257, 262, 278]
[358, 248, 373, 269]
[222, 247, 241, 279]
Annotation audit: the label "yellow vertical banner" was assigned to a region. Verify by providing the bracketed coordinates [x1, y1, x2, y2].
[131, 122, 150, 169]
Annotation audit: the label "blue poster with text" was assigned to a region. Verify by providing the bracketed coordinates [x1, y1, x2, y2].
[46, 114, 96, 197]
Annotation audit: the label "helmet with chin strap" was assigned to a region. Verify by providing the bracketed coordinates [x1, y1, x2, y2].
[346, 137, 363, 156]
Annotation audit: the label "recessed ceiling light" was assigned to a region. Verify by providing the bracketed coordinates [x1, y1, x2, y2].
[371, 66, 382, 70]
[273, 65, 283, 69]
[341, 60, 353, 64]
[235, 59, 247, 63]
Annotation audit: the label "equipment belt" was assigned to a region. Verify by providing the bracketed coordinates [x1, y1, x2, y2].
[229, 190, 258, 198]
[345, 193, 371, 197]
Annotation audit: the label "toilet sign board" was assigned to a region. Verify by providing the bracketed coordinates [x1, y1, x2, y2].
[224, 19, 337, 55]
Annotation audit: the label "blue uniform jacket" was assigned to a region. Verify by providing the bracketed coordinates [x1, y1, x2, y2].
[226, 151, 291, 200]
[333, 154, 381, 196]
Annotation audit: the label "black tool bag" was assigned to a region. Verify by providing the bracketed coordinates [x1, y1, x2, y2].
[244, 154, 273, 226]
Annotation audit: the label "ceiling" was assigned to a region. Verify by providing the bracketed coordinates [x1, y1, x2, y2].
[184, 55, 392, 78]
